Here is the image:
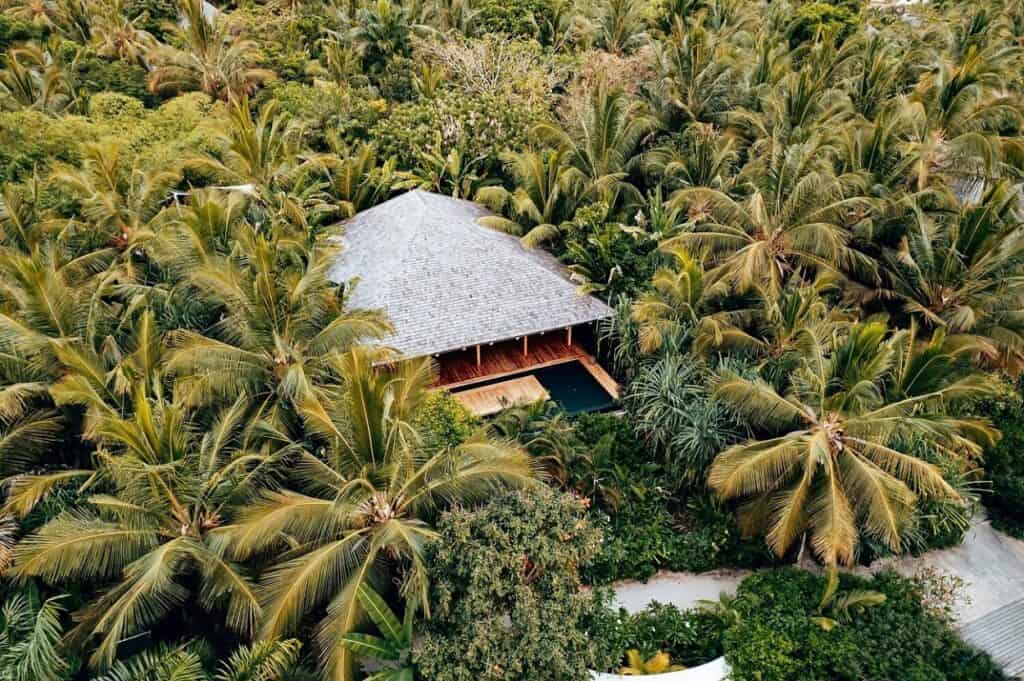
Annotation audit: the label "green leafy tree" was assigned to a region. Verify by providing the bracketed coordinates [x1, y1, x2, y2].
[413, 489, 615, 681]
[91, 639, 304, 681]
[165, 225, 391, 424]
[475, 149, 582, 248]
[665, 138, 873, 294]
[881, 181, 1024, 370]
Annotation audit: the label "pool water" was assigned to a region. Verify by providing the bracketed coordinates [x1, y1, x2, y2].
[532, 362, 616, 415]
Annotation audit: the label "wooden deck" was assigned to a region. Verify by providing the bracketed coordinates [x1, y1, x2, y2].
[437, 335, 589, 388]
[452, 375, 549, 416]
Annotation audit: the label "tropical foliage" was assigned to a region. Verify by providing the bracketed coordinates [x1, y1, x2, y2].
[1, 0, 1022, 678]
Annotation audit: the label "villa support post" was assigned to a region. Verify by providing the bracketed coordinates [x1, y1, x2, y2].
[522, 336, 528, 357]
[567, 326, 573, 347]
[475, 344, 481, 367]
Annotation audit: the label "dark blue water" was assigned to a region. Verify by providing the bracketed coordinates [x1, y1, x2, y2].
[532, 362, 616, 415]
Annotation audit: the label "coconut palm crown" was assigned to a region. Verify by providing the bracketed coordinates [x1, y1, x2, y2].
[708, 321, 997, 567]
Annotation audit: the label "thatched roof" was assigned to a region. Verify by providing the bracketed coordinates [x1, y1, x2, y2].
[328, 190, 614, 359]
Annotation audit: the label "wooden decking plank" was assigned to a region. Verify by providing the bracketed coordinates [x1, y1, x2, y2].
[451, 375, 549, 416]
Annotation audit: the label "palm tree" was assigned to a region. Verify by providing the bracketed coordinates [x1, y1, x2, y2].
[694, 280, 843, 362]
[631, 244, 710, 353]
[213, 348, 539, 681]
[0, 248, 142, 487]
[90, 1, 156, 68]
[845, 33, 904, 121]
[0, 174, 54, 254]
[648, 16, 737, 128]
[489, 398, 578, 472]
[880, 180, 1024, 369]
[0, 590, 73, 681]
[50, 141, 180, 281]
[838, 103, 920, 202]
[644, 122, 738, 194]
[92, 639, 304, 681]
[395, 139, 489, 200]
[742, 28, 790, 96]
[665, 138, 875, 294]
[727, 67, 852, 148]
[904, 43, 1023, 190]
[148, 189, 251, 280]
[147, 0, 273, 99]
[0, 43, 76, 113]
[535, 80, 658, 211]
[314, 138, 397, 219]
[0, 350, 64, 480]
[190, 97, 304, 193]
[3, 0, 57, 30]
[8, 389, 293, 668]
[189, 97, 326, 236]
[347, 0, 421, 73]
[475, 149, 583, 248]
[589, 0, 648, 54]
[427, 0, 479, 36]
[49, 0, 93, 42]
[708, 321, 997, 566]
[165, 224, 391, 425]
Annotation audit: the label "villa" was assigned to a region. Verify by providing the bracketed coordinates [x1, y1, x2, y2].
[328, 190, 620, 416]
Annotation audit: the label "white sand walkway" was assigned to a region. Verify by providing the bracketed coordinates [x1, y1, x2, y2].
[611, 569, 750, 614]
[856, 517, 1024, 625]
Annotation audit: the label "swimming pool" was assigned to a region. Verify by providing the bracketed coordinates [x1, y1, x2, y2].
[531, 361, 617, 415]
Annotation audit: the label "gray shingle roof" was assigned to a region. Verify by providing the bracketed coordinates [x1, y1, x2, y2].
[328, 190, 614, 359]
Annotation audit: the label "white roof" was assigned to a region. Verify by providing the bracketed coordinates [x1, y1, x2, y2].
[328, 190, 613, 358]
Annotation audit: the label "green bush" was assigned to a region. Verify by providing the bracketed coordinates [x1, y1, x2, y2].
[593, 602, 728, 670]
[369, 89, 543, 169]
[88, 92, 147, 120]
[414, 489, 616, 681]
[788, 0, 863, 46]
[228, 5, 322, 83]
[474, 0, 555, 40]
[585, 494, 767, 584]
[119, 92, 222, 175]
[723, 568, 1009, 681]
[724, 622, 802, 680]
[569, 412, 766, 584]
[123, 0, 179, 38]
[981, 381, 1024, 538]
[0, 15, 40, 51]
[261, 81, 385, 149]
[0, 92, 220, 190]
[561, 203, 657, 301]
[0, 111, 95, 184]
[415, 391, 480, 452]
[54, 42, 154, 105]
